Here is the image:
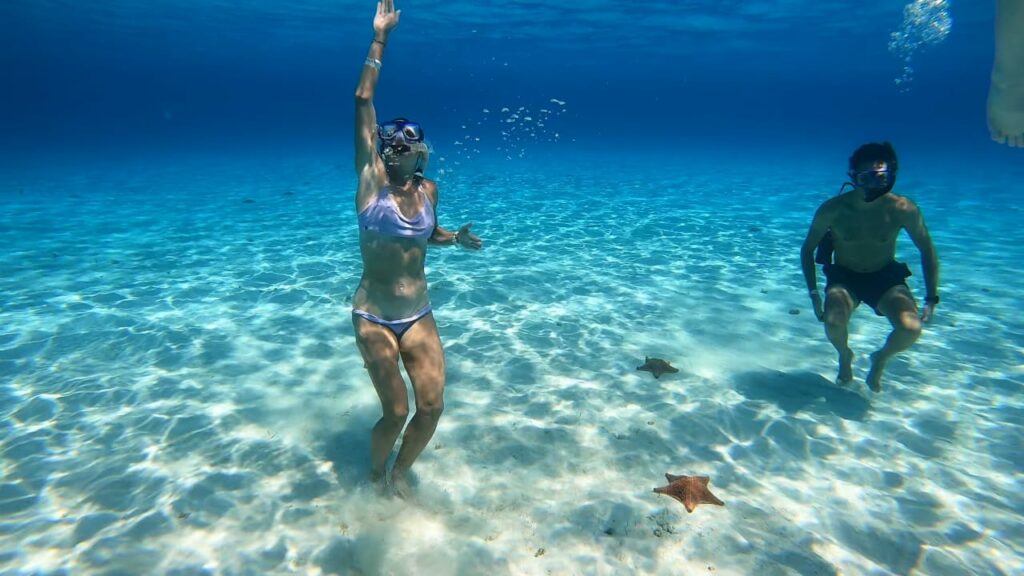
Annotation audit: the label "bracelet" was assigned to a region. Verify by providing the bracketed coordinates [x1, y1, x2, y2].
[364, 57, 381, 71]
[373, 38, 386, 47]
[451, 231, 460, 247]
[924, 294, 939, 305]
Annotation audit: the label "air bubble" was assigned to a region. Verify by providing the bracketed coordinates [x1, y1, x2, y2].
[888, 0, 952, 91]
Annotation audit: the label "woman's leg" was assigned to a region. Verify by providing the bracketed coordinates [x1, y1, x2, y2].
[353, 314, 409, 486]
[391, 313, 446, 497]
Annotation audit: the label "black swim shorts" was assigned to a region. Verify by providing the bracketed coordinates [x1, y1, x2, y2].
[823, 261, 912, 315]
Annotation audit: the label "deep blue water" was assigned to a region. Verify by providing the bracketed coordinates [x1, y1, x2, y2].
[0, 0, 1016, 169]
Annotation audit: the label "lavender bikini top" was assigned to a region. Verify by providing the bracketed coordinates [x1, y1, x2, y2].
[358, 186, 435, 240]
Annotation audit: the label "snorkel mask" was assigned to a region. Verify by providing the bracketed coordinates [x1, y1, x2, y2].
[850, 163, 896, 202]
[377, 118, 429, 177]
[377, 118, 425, 154]
[846, 142, 899, 202]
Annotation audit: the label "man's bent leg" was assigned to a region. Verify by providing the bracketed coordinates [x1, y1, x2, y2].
[867, 286, 922, 392]
[824, 286, 857, 384]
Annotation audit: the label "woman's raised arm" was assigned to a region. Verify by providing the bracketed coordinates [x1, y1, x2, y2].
[354, 1, 401, 172]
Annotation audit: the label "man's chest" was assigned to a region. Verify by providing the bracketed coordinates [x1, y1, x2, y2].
[832, 211, 901, 244]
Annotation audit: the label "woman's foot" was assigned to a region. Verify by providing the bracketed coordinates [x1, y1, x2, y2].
[369, 468, 387, 495]
[390, 470, 414, 500]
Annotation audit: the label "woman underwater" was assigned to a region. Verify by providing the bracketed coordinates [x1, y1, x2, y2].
[352, 0, 483, 497]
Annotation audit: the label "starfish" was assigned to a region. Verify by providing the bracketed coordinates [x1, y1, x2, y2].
[636, 356, 679, 379]
[653, 473, 725, 513]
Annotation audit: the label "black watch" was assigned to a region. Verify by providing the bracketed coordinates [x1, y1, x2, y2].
[924, 295, 939, 305]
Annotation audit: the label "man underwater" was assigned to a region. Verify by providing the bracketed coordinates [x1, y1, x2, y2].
[800, 142, 940, 392]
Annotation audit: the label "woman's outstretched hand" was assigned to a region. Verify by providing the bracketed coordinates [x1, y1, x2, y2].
[374, 0, 400, 37]
[456, 223, 483, 250]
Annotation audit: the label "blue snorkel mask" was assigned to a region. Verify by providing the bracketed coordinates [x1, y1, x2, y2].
[377, 118, 425, 153]
[377, 118, 428, 177]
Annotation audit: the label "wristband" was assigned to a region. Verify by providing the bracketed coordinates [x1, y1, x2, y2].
[373, 38, 386, 47]
[924, 295, 939, 305]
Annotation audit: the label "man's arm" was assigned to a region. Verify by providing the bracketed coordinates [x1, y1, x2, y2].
[800, 203, 833, 294]
[902, 201, 940, 302]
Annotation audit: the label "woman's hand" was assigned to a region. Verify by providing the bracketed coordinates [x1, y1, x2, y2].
[456, 223, 483, 250]
[374, 0, 400, 37]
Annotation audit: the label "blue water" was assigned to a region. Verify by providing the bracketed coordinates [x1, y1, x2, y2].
[0, 0, 1012, 160]
[1, 1, 1022, 575]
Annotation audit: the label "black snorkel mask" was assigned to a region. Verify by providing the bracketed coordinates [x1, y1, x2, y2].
[845, 142, 899, 202]
[848, 163, 897, 202]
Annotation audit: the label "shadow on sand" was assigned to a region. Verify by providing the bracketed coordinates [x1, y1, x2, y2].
[732, 369, 870, 422]
[319, 413, 378, 487]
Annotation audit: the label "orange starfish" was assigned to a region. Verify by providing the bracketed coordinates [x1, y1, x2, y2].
[653, 473, 725, 513]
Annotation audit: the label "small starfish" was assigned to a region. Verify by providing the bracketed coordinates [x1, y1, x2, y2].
[653, 473, 725, 513]
[636, 356, 679, 379]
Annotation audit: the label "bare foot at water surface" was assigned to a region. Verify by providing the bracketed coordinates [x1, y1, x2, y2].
[988, 78, 1024, 147]
[989, 0, 1024, 147]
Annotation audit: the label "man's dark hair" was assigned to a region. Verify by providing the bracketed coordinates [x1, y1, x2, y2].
[848, 141, 899, 172]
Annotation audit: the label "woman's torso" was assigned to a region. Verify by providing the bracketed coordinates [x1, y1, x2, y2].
[353, 181, 436, 318]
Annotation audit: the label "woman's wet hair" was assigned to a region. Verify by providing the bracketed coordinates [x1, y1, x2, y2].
[849, 141, 899, 171]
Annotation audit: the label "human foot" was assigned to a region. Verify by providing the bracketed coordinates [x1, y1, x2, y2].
[989, 0, 1024, 147]
[988, 78, 1024, 147]
[391, 472, 414, 500]
[866, 351, 887, 393]
[369, 469, 387, 495]
[836, 348, 854, 385]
